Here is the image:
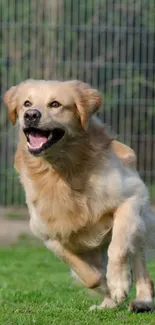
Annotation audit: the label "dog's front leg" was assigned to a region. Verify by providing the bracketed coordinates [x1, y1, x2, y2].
[45, 239, 102, 289]
[106, 197, 145, 305]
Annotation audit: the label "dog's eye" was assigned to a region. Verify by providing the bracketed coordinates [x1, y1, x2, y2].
[48, 101, 61, 108]
[24, 100, 32, 107]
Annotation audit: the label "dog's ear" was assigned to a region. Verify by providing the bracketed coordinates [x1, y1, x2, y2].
[69, 80, 102, 129]
[3, 86, 18, 125]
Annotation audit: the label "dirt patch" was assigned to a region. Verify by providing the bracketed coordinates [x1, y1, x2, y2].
[0, 206, 33, 245]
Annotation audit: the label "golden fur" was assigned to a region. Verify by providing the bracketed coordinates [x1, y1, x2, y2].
[4, 79, 155, 312]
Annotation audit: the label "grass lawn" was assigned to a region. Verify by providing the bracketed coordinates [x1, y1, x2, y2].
[0, 242, 155, 325]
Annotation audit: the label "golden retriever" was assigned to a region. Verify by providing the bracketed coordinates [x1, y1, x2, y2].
[4, 79, 155, 312]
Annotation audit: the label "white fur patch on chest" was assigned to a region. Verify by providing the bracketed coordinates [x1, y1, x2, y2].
[28, 201, 48, 240]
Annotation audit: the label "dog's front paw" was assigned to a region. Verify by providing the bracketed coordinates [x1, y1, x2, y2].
[89, 297, 116, 311]
[107, 260, 131, 304]
[129, 299, 154, 313]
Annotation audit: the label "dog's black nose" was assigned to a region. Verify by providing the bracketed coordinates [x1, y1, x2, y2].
[24, 109, 41, 125]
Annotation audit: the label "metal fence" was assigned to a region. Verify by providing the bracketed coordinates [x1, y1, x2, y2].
[0, 0, 155, 205]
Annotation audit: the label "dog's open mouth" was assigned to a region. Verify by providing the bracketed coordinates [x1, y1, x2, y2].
[23, 127, 65, 155]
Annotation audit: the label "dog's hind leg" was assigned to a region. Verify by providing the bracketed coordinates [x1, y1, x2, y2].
[129, 245, 154, 313]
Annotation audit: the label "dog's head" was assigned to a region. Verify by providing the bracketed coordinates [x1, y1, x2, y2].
[4, 79, 102, 156]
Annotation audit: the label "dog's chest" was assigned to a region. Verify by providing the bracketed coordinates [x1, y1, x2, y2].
[22, 167, 119, 246]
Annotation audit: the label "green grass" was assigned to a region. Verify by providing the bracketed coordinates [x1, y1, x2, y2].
[6, 212, 25, 221]
[0, 242, 155, 325]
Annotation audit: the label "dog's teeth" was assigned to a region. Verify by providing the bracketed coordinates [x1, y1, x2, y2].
[27, 142, 32, 148]
[27, 142, 34, 149]
[48, 133, 53, 140]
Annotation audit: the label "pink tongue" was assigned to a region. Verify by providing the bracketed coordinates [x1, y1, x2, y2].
[29, 134, 48, 148]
